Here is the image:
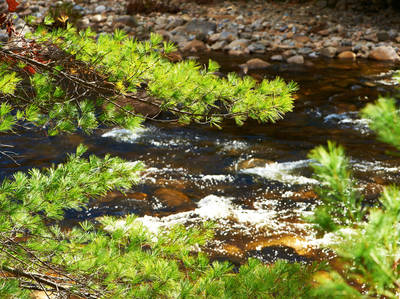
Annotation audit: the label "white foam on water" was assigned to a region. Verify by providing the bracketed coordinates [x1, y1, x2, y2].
[240, 160, 319, 185]
[131, 195, 312, 238]
[200, 174, 234, 185]
[218, 140, 249, 153]
[102, 128, 148, 142]
[352, 160, 400, 173]
[324, 112, 371, 134]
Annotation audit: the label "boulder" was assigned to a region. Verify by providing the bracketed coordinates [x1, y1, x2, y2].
[338, 51, 356, 60]
[287, 55, 304, 64]
[369, 46, 400, 61]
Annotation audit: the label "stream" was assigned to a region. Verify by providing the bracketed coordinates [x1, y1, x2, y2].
[1, 52, 400, 265]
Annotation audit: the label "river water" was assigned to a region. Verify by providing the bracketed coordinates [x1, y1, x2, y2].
[1, 53, 399, 265]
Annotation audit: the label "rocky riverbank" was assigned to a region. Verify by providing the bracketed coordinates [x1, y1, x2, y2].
[2, 0, 400, 64]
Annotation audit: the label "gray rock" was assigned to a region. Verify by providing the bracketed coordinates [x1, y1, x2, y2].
[165, 18, 184, 30]
[170, 34, 187, 44]
[185, 20, 216, 36]
[224, 39, 250, 51]
[287, 55, 304, 64]
[114, 15, 138, 27]
[320, 46, 337, 58]
[298, 47, 313, 55]
[248, 42, 266, 53]
[211, 41, 227, 51]
[95, 5, 106, 14]
[219, 31, 237, 42]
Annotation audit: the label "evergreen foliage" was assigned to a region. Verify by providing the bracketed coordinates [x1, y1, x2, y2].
[0, 7, 314, 298]
[308, 97, 400, 298]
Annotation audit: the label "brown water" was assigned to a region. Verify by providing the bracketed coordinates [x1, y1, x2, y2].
[1, 53, 399, 265]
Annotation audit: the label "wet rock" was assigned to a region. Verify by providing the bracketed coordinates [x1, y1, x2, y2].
[338, 50, 356, 60]
[218, 31, 237, 42]
[154, 188, 192, 208]
[369, 46, 400, 61]
[182, 39, 208, 52]
[228, 49, 249, 55]
[320, 46, 337, 58]
[235, 158, 271, 170]
[170, 34, 187, 44]
[240, 58, 270, 70]
[185, 20, 216, 35]
[271, 54, 283, 61]
[287, 55, 304, 64]
[247, 42, 266, 53]
[210, 41, 226, 51]
[224, 39, 250, 51]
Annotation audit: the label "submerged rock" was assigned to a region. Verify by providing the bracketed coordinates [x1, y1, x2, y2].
[153, 188, 193, 209]
[240, 58, 270, 70]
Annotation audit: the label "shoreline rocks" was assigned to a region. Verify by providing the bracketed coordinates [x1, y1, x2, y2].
[13, 0, 400, 64]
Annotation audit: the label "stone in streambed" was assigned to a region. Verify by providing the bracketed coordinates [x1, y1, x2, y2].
[154, 188, 192, 209]
[270, 54, 283, 61]
[320, 46, 337, 58]
[338, 51, 356, 60]
[287, 55, 304, 64]
[182, 40, 208, 52]
[211, 41, 227, 51]
[184, 20, 216, 36]
[369, 46, 400, 61]
[239, 58, 270, 71]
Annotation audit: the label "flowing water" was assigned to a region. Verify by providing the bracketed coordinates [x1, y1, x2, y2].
[1, 53, 400, 265]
